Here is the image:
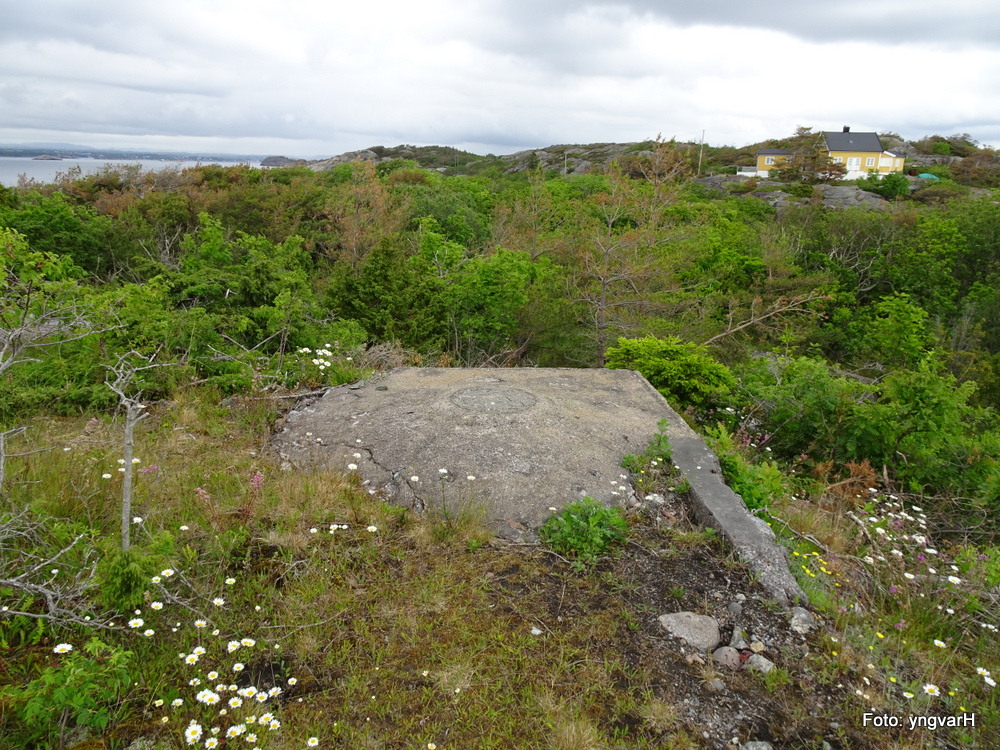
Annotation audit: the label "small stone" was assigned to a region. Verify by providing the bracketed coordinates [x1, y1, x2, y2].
[657, 612, 721, 652]
[746, 654, 775, 674]
[790, 606, 817, 634]
[741, 742, 774, 750]
[375, 385, 388, 391]
[726, 602, 743, 616]
[735, 593, 746, 602]
[704, 678, 725, 692]
[750, 641, 765, 653]
[729, 628, 749, 650]
[712, 646, 742, 671]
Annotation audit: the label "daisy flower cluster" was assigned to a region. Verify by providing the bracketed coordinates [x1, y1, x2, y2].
[132, 569, 314, 747]
[298, 346, 335, 373]
[847, 494, 996, 634]
[293, 343, 355, 385]
[831, 492, 997, 716]
[619, 428, 677, 496]
[100, 456, 143, 479]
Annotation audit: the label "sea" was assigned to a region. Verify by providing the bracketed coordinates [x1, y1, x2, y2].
[0, 157, 258, 187]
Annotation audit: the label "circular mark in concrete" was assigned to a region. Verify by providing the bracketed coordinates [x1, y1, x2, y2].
[450, 385, 538, 413]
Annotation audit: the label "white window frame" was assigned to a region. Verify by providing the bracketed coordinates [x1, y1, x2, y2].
[866, 156, 876, 167]
[764, 156, 775, 165]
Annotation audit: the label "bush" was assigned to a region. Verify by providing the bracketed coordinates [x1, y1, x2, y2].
[704, 424, 785, 510]
[539, 498, 628, 570]
[96, 548, 151, 612]
[857, 171, 910, 200]
[733, 354, 1000, 504]
[605, 335, 735, 413]
[0, 637, 132, 746]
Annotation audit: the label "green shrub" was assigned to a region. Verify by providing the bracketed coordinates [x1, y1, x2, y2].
[704, 424, 785, 510]
[857, 171, 910, 200]
[0, 637, 132, 746]
[539, 498, 628, 570]
[96, 548, 150, 612]
[733, 354, 1000, 505]
[605, 335, 735, 412]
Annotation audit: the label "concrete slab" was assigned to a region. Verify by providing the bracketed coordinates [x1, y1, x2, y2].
[273, 367, 806, 604]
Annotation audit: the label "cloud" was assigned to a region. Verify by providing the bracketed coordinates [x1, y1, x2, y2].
[1, 0, 999, 156]
[497, 0, 1000, 47]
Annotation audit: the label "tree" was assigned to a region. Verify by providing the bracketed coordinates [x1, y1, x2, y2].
[105, 352, 155, 552]
[402, 218, 554, 363]
[771, 129, 846, 183]
[950, 148, 1000, 187]
[0, 227, 102, 377]
[847, 293, 934, 371]
[490, 171, 577, 260]
[0, 191, 113, 275]
[568, 164, 679, 364]
[320, 160, 409, 269]
[618, 135, 691, 185]
[778, 205, 901, 300]
[115, 189, 197, 271]
[885, 213, 962, 317]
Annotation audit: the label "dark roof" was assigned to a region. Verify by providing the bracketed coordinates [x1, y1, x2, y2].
[757, 148, 794, 156]
[822, 130, 883, 153]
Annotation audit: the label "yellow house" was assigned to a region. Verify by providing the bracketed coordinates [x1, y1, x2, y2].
[753, 148, 794, 176]
[750, 127, 904, 178]
[822, 127, 904, 178]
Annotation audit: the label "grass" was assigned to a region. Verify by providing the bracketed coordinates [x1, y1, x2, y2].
[0, 390, 688, 748]
[1, 386, 997, 748]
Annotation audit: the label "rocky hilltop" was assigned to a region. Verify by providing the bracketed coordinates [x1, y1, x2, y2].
[301, 141, 659, 175]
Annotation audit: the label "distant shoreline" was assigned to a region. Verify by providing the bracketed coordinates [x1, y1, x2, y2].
[1, 146, 265, 162]
[0, 156, 258, 187]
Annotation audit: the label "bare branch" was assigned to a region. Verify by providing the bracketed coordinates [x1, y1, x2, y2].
[701, 292, 830, 347]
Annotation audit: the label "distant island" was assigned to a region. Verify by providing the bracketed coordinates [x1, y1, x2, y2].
[1, 143, 265, 163]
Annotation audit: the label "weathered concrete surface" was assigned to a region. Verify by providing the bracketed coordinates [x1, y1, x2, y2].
[658, 417, 807, 605]
[274, 368, 654, 536]
[273, 367, 806, 604]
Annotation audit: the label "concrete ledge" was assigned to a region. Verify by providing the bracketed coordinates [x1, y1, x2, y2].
[638, 378, 807, 605]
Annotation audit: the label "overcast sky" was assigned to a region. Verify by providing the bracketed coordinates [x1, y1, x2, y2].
[2, 0, 999, 158]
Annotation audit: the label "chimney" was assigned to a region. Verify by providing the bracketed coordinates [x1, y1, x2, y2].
[843, 125, 850, 133]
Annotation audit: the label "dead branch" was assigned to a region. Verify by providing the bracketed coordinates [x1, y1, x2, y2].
[701, 292, 830, 347]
